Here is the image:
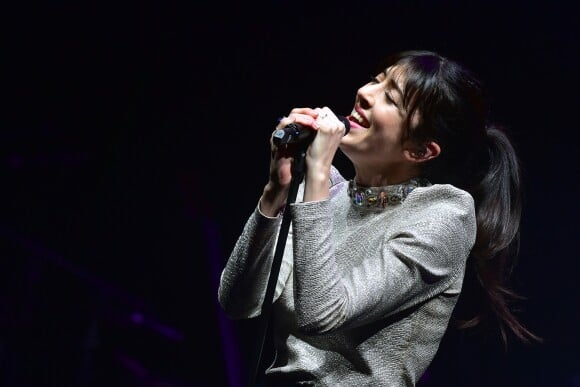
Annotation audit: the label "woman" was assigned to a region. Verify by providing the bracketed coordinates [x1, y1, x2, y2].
[218, 50, 539, 386]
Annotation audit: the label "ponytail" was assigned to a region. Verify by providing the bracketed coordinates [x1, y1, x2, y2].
[472, 126, 521, 260]
[457, 125, 541, 348]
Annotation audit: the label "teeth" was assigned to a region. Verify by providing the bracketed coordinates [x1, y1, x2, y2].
[350, 109, 367, 127]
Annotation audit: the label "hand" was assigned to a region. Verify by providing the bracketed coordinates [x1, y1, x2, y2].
[260, 108, 320, 216]
[302, 107, 347, 202]
[306, 107, 346, 171]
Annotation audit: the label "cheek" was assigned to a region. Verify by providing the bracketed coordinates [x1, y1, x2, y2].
[374, 117, 405, 144]
[375, 104, 404, 126]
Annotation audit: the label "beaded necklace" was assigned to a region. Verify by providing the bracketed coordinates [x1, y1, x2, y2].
[347, 177, 430, 209]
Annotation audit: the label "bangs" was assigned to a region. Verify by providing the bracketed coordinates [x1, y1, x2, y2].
[380, 51, 445, 139]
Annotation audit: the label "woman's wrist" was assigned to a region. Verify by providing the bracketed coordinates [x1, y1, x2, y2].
[260, 183, 288, 217]
[303, 167, 330, 203]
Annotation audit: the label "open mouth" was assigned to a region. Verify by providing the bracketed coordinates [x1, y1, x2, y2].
[348, 108, 370, 128]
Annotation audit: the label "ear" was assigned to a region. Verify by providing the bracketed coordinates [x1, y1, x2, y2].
[404, 141, 441, 163]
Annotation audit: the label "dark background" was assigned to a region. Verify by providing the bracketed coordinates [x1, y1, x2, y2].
[2, 1, 579, 386]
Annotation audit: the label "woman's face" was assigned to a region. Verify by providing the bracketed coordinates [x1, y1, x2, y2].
[340, 65, 419, 184]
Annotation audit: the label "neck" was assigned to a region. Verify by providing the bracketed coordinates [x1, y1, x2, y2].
[353, 167, 419, 187]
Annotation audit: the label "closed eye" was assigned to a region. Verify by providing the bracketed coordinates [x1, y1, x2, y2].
[369, 75, 399, 108]
[385, 92, 399, 107]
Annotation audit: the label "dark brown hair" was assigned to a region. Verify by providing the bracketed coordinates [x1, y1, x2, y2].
[380, 50, 541, 348]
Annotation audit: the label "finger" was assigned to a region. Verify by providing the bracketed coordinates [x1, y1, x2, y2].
[315, 107, 337, 127]
[288, 107, 318, 118]
[276, 113, 319, 131]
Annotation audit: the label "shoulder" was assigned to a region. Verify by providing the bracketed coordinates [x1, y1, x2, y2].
[407, 184, 475, 214]
[404, 184, 477, 242]
[399, 184, 477, 259]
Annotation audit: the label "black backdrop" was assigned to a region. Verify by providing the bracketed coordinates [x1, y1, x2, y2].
[2, 1, 579, 386]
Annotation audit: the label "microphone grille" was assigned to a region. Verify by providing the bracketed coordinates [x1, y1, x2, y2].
[338, 115, 351, 134]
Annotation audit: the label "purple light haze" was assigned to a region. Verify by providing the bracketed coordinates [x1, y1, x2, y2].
[203, 218, 244, 387]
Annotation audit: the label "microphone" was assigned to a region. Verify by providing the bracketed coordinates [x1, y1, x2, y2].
[273, 115, 350, 146]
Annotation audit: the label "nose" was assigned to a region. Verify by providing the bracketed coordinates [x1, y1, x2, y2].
[356, 83, 374, 109]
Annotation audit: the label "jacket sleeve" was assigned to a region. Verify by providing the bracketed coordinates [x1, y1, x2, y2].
[218, 166, 345, 319]
[217, 202, 293, 319]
